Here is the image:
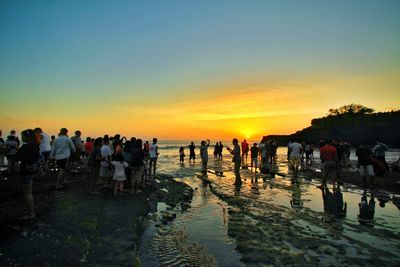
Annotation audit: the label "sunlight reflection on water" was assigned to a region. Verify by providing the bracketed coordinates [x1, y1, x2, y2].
[148, 144, 400, 266]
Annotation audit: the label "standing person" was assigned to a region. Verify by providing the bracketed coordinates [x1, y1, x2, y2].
[142, 142, 150, 185]
[358, 190, 375, 224]
[70, 130, 82, 170]
[269, 140, 277, 165]
[149, 138, 159, 177]
[356, 144, 374, 187]
[189, 141, 196, 163]
[34, 128, 51, 175]
[286, 141, 292, 160]
[241, 139, 249, 167]
[0, 130, 5, 167]
[15, 129, 40, 219]
[84, 137, 94, 158]
[5, 135, 19, 174]
[50, 135, 56, 147]
[200, 139, 210, 174]
[130, 139, 145, 194]
[260, 142, 267, 165]
[304, 142, 312, 165]
[9, 130, 20, 147]
[99, 136, 113, 188]
[111, 153, 129, 196]
[179, 146, 185, 164]
[250, 143, 260, 172]
[319, 140, 338, 188]
[143, 141, 150, 154]
[342, 141, 351, 166]
[87, 137, 102, 194]
[227, 138, 241, 185]
[213, 143, 219, 160]
[372, 141, 389, 170]
[51, 128, 76, 189]
[218, 141, 223, 160]
[289, 140, 303, 178]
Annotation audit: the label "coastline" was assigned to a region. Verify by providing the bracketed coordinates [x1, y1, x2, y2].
[1, 154, 400, 265]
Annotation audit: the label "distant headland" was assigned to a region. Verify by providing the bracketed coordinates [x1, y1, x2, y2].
[262, 104, 400, 147]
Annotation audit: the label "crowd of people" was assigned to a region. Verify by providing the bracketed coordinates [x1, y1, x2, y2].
[0, 127, 396, 220]
[0, 128, 161, 219]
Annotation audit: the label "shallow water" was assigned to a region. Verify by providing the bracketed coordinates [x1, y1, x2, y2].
[1, 143, 399, 266]
[143, 144, 400, 266]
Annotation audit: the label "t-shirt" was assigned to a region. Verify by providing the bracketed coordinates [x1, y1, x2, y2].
[6, 139, 18, 156]
[130, 147, 145, 167]
[149, 143, 158, 159]
[250, 146, 259, 158]
[241, 142, 249, 153]
[51, 135, 76, 160]
[200, 144, 209, 160]
[289, 142, 302, 157]
[88, 147, 101, 167]
[232, 144, 241, 163]
[39, 132, 51, 153]
[15, 143, 40, 176]
[71, 135, 81, 149]
[111, 161, 129, 180]
[85, 142, 94, 154]
[189, 144, 195, 155]
[320, 145, 337, 161]
[356, 147, 373, 166]
[372, 144, 388, 157]
[101, 145, 112, 166]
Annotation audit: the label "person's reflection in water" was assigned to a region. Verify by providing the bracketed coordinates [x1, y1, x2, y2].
[320, 185, 347, 218]
[251, 175, 260, 197]
[290, 181, 303, 209]
[358, 190, 375, 225]
[234, 182, 242, 195]
[333, 185, 347, 217]
[376, 191, 390, 208]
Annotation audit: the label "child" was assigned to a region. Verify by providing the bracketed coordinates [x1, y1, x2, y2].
[179, 147, 185, 163]
[111, 153, 128, 196]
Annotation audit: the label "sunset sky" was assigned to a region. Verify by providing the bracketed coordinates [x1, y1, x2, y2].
[1, 1, 399, 140]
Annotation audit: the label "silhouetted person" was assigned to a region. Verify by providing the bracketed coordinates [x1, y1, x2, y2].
[189, 141, 196, 163]
[227, 138, 241, 185]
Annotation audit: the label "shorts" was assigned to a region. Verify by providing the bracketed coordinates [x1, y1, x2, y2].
[251, 157, 258, 167]
[20, 174, 35, 185]
[360, 165, 374, 176]
[322, 160, 336, 178]
[41, 151, 51, 160]
[99, 165, 113, 177]
[56, 158, 68, 169]
[131, 166, 144, 183]
[190, 153, 195, 160]
[290, 156, 301, 167]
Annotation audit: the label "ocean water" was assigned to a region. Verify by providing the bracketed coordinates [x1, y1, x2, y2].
[140, 140, 400, 266]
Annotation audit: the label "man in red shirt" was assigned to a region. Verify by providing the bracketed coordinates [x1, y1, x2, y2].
[319, 140, 338, 188]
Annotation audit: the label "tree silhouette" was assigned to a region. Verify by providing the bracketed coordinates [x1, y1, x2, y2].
[328, 104, 374, 116]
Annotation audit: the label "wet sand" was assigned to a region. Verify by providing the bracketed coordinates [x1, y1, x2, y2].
[1, 154, 399, 266]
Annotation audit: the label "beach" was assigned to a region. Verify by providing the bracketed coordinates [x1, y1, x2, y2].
[1, 143, 400, 266]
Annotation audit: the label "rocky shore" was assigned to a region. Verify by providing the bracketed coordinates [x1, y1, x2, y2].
[0, 167, 192, 266]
